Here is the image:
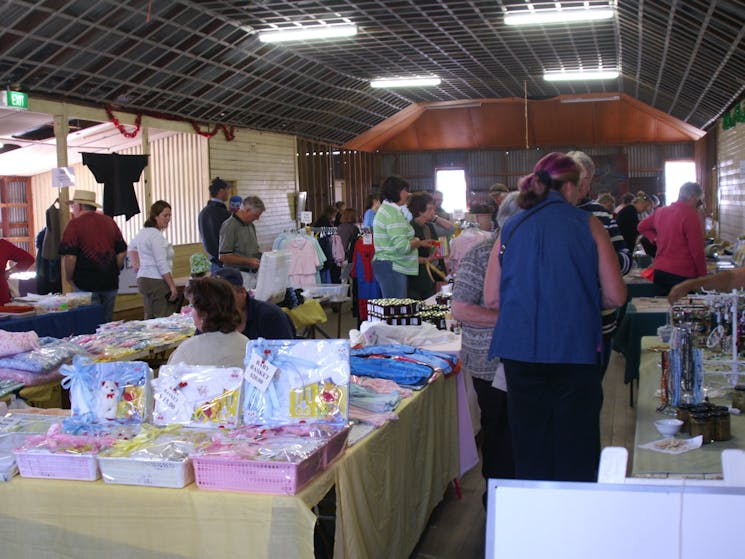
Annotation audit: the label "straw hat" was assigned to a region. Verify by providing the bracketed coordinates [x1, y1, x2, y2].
[67, 189, 101, 208]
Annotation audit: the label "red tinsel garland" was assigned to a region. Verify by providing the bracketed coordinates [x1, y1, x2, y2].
[103, 104, 236, 141]
[190, 121, 237, 141]
[104, 105, 142, 138]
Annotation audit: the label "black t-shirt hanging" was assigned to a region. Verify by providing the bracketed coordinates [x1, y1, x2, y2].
[82, 153, 148, 220]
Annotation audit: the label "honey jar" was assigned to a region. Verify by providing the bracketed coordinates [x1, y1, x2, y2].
[689, 412, 715, 444]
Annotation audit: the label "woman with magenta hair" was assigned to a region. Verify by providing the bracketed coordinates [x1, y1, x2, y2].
[483, 152, 626, 482]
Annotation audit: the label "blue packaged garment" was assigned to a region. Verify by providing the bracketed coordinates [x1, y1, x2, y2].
[61, 356, 152, 426]
[350, 344, 458, 388]
[243, 338, 350, 425]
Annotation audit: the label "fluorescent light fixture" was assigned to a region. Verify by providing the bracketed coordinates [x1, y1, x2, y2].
[370, 76, 441, 88]
[258, 24, 357, 43]
[505, 8, 614, 26]
[544, 70, 619, 81]
[560, 95, 620, 103]
[426, 101, 482, 110]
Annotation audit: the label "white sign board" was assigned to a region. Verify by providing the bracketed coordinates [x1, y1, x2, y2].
[51, 167, 76, 188]
[300, 211, 313, 224]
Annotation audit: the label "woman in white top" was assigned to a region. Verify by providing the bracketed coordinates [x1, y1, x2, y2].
[129, 200, 179, 318]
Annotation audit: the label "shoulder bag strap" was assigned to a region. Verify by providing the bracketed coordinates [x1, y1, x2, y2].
[498, 200, 563, 265]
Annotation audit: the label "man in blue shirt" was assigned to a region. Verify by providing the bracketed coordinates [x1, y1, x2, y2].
[212, 267, 296, 340]
[197, 177, 231, 273]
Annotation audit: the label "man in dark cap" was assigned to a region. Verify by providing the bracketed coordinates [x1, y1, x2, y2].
[212, 267, 296, 340]
[198, 177, 231, 273]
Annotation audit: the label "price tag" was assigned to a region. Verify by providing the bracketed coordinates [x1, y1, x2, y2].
[300, 211, 313, 224]
[363, 232, 373, 245]
[452, 208, 465, 220]
[245, 352, 279, 392]
[158, 377, 186, 412]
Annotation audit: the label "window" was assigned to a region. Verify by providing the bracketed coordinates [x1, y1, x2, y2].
[435, 169, 467, 214]
[0, 177, 34, 255]
[664, 161, 696, 205]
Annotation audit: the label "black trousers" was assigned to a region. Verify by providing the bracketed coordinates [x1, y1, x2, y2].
[503, 359, 602, 482]
[652, 269, 690, 296]
[472, 377, 514, 482]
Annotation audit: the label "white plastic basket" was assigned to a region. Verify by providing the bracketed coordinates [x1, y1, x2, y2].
[98, 456, 193, 488]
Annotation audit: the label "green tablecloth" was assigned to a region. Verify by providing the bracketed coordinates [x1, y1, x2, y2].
[632, 336, 745, 477]
[612, 302, 668, 384]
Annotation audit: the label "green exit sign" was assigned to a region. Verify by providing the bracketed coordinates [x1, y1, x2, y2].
[1, 90, 29, 110]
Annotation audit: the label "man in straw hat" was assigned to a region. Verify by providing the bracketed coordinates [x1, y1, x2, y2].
[58, 189, 127, 323]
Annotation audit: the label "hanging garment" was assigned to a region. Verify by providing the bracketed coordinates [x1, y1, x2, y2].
[82, 153, 149, 220]
[350, 237, 381, 320]
[41, 201, 60, 260]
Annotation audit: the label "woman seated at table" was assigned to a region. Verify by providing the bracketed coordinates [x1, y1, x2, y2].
[167, 277, 248, 369]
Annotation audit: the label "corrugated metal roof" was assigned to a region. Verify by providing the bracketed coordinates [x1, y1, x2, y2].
[0, 0, 742, 145]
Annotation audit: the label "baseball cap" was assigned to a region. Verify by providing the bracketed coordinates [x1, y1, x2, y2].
[229, 195, 243, 211]
[213, 267, 243, 287]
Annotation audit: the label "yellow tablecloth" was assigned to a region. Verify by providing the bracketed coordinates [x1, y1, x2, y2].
[0, 375, 459, 559]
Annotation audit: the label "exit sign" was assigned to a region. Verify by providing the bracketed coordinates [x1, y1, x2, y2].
[1, 90, 28, 110]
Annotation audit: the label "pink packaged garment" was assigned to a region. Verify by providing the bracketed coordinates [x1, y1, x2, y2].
[0, 330, 39, 358]
[350, 375, 413, 398]
[0, 367, 62, 386]
[348, 405, 398, 427]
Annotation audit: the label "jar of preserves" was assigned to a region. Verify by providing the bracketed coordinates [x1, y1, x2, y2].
[676, 403, 694, 432]
[732, 385, 745, 413]
[713, 407, 731, 442]
[689, 412, 715, 444]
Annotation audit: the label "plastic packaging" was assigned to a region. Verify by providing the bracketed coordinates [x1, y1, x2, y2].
[98, 425, 210, 487]
[242, 338, 350, 425]
[61, 356, 152, 426]
[152, 364, 243, 428]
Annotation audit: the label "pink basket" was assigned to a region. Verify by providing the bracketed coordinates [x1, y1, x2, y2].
[14, 451, 99, 481]
[192, 447, 323, 495]
[322, 426, 350, 469]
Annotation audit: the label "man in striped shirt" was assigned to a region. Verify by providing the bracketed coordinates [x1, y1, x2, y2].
[568, 151, 631, 376]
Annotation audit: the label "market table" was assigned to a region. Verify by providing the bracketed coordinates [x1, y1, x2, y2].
[0, 372, 459, 559]
[632, 336, 745, 478]
[612, 297, 668, 405]
[0, 304, 104, 338]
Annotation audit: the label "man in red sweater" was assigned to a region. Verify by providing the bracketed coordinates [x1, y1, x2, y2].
[638, 181, 706, 296]
[0, 240, 34, 305]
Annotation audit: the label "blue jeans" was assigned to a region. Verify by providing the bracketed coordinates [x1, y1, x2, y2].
[92, 290, 118, 324]
[372, 260, 408, 298]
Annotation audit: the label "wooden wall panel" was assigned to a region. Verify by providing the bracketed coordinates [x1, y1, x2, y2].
[210, 130, 297, 251]
[354, 94, 704, 153]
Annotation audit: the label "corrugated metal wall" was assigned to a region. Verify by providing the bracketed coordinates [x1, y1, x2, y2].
[718, 121, 745, 243]
[297, 139, 375, 223]
[209, 129, 297, 252]
[31, 132, 208, 246]
[377, 143, 695, 203]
